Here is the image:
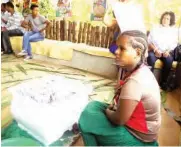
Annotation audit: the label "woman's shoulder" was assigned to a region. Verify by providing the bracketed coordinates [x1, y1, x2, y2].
[129, 65, 157, 85]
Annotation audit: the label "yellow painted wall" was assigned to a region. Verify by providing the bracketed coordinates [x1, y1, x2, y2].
[66, 0, 181, 30]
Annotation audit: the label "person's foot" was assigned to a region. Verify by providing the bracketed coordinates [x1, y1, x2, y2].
[18, 50, 27, 56]
[24, 55, 33, 61]
[4, 50, 13, 54]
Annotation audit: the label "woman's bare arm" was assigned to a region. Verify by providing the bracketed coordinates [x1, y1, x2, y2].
[105, 78, 141, 125]
[148, 43, 157, 52]
[106, 99, 138, 125]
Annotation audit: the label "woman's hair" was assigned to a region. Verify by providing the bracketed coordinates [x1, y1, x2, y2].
[30, 4, 39, 10]
[6, 2, 14, 9]
[160, 11, 175, 26]
[121, 30, 148, 63]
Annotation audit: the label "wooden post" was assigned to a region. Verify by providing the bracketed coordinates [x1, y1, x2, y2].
[72, 21, 76, 43]
[108, 28, 114, 48]
[105, 27, 110, 48]
[53, 20, 56, 40]
[56, 21, 60, 40]
[68, 21, 72, 42]
[78, 22, 82, 43]
[101, 26, 106, 48]
[47, 21, 52, 39]
[82, 23, 87, 43]
[50, 20, 54, 39]
[95, 26, 100, 47]
[65, 20, 69, 41]
[60, 20, 65, 41]
[90, 26, 95, 46]
[86, 23, 91, 45]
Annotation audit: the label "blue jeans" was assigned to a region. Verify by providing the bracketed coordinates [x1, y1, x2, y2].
[22, 31, 44, 56]
[147, 51, 174, 84]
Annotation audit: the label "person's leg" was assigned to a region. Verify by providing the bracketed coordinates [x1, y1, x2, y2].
[26, 32, 44, 56]
[160, 56, 174, 84]
[2, 29, 23, 54]
[1, 32, 5, 52]
[79, 131, 98, 146]
[79, 101, 158, 146]
[147, 51, 158, 72]
[78, 101, 108, 146]
[22, 31, 35, 53]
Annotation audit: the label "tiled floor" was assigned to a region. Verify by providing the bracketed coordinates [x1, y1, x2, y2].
[73, 89, 181, 146]
[158, 89, 181, 146]
[2, 55, 181, 146]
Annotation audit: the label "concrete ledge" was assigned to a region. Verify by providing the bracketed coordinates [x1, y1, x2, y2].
[14, 49, 118, 79]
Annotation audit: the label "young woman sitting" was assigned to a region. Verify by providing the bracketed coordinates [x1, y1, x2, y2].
[78, 30, 161, 146]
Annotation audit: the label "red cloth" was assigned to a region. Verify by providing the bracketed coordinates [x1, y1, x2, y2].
[126, 101, 148, 133]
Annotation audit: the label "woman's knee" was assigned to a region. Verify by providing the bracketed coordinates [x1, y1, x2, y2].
[147, 52, 157, 66]
[23, 31, 32, 38]
[162, 57, 173, 68]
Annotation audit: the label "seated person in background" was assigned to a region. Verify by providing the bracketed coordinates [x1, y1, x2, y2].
[78, 30, 161, 146]
[18, 4, 51, 60]
[1, 3, 10, 28]
[1, 2, 24, 54]
[147, 11, 178, 90]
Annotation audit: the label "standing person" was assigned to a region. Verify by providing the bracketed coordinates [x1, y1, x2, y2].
[1, 2, 24, 54]
[147, 11, 178, 90]
[103, 0, 147, 87]
[18, 4, 51, 60]
[78, 30, 161, 146]
[104, 0, 146, 54]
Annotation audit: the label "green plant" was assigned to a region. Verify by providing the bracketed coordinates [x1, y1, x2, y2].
[39, 0, 56, 20]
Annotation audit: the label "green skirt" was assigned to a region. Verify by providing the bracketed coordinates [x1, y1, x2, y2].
[78, 101, 158, 146]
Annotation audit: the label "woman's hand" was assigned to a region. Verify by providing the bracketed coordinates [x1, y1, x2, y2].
[163, 50, 170, 58]
[108, 104, 114, 109]
[105, 107, 114, 117]
[155, 49, 162, 58]
[107, 104, 117, 111]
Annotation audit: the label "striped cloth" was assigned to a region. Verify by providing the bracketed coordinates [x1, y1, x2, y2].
[5, 12, 25, 33]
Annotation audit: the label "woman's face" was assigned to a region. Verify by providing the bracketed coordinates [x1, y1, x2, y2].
[115, 35, 139, 68]
[162, 14, 171, 27]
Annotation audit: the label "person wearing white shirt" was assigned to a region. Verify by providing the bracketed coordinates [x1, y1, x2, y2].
[103, 0, 146, 54]
[147, 11, 178, 90]
[1, 2, 25, 54]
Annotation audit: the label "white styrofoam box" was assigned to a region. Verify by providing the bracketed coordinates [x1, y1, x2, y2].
[9, 75, 92, 145]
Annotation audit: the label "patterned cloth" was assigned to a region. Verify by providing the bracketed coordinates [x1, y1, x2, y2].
[5, 12, 25, 33]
